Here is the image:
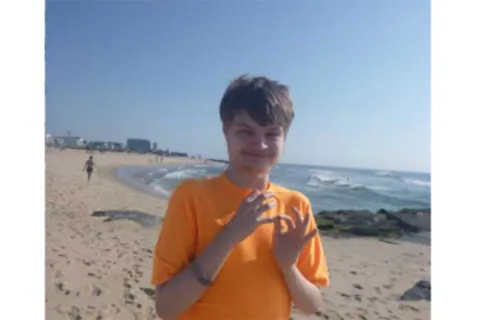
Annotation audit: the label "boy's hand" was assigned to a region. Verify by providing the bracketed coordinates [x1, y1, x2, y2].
[273, 207, 317, 270]
[224, 190, 292, 243]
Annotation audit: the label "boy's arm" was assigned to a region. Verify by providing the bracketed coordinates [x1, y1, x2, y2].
[280, 264, 324, 314]
[283, 201, 329, 315]
[152, 180, 237, 320]
[154, 227, 236, 320]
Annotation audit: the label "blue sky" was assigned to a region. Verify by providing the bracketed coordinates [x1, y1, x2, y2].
[46, 0, 430, 173]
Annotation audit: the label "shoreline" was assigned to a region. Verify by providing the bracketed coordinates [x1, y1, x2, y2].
[111, 163, 430, 212]
[46, 150, 430, 320]
[107, 166, 169, 202]
[110, 163, 431, 245]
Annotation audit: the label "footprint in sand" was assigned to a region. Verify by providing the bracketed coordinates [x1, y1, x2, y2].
[315, 309, 344, 320]
[68, 306, 82, 320]
[400, 305, 420, 312]
[88, 284, 104, 297]
[85, 305, 96, 316]
[55, 281, 66, 292]
[82, 259, 93, 267]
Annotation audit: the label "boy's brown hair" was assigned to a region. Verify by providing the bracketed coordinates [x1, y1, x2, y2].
[219, 75, 295, 130]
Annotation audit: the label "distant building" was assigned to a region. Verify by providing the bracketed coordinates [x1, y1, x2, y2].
[87, 141, 106, 150]
[86, 141, 122, 151]
[153, 142, 157, 151]
[106, 142, 124, 151]
[56, 136, 84, 148]
[169, 151, 188, 157]
[126, 138, 151, 153]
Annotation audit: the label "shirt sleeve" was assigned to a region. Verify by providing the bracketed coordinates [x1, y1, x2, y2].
[296, 199, 330, 287]
[151, 180, 197, 286]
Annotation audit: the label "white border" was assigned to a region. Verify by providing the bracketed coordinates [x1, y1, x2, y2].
[2, 0, 479, 319]
[0, 0, 45, 318]
[432, 0, 479, 318]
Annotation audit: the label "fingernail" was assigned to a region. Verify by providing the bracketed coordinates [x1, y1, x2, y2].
[268, 200, 277, 208]
[246, 191, 258, 203]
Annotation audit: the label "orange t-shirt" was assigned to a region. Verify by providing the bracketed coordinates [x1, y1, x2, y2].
[151, 171, 329, 320]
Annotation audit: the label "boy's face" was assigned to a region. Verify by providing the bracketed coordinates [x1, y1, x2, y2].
[223, 111, 285, 173]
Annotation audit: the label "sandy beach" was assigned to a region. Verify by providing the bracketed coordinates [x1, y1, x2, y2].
[45, 149, 430, 320]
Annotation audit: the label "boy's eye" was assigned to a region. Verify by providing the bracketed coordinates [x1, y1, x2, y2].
[267, 132, 281, 137]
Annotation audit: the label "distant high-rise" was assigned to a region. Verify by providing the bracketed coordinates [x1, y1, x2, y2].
[126, 138, 151, 153]
[153, 142, 157, 151]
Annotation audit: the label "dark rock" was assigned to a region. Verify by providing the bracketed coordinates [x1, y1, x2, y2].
[91, 210, 161, 228]
[415, 280, 431, 289]
[315, 217, 336, 230]
[400, 280, 431, 301]
[92, 211, 106, 217]
[341, 225, 390, 237]
[385, 212, 422, 233]
[315, 208, 430, 238]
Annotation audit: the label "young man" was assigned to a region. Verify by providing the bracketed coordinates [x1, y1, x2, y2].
[151, 75, 329, 320]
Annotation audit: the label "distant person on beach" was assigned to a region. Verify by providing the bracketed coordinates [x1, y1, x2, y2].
[151, 75, 329, 320]
[83, 155, 95, 182]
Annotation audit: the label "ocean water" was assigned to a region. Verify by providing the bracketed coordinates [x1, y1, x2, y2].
[115, 163, 430, 213]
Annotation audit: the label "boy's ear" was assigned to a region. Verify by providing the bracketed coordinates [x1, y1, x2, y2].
[222, 123, 229, 136]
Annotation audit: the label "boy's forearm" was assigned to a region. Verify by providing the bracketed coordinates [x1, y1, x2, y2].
[280, 265, 323, 315]
[155, 228, 237, 320]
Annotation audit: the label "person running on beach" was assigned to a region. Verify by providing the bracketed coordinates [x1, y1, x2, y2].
[151, 75, 329, 320]
[83, 155, 95, 182]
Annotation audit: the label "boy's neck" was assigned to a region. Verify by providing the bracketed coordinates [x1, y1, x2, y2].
[225, 165, 270, 190]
